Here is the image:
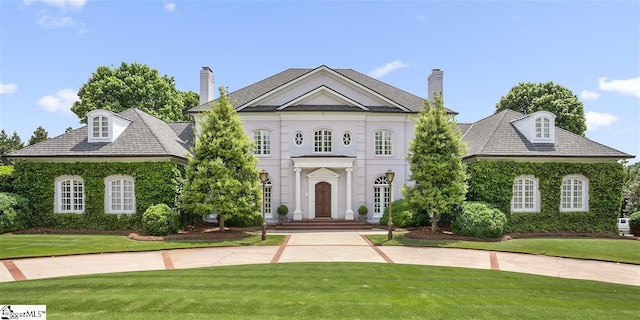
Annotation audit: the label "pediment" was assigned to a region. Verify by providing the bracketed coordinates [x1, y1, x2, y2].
[307, 167, 340, 179]
[277, 86, 368, 110]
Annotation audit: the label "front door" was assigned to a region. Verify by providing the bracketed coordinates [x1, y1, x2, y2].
[315, 182, 331, 218]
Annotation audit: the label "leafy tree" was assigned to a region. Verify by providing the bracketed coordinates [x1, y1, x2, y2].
[495, 82, 587, 136]
[71, 62, 199, 123]
[28, 126, 48, 146]
[180, 87, 261, 231]
[622, 162, 640, 216]
[403, 94, 467, 231]
[0, 130, 24, 165]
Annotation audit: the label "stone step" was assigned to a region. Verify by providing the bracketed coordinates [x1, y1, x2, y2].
[275, 219, 372, 230]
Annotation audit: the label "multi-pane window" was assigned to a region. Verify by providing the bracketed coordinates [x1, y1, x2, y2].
[374, 176, 390, 215]
[264, 178, 272, 215]
[294, 132, 303, 146]
[535, 117, 550, 139]
[254, 130, 271, 155]
[92, 116, 109, 138]
[512, 176, 538, 212]
[343, 132, 352, 147]
[314, 129, 332, 152]
[56, 176, 84, 213]
[105, 176, 135, 214]
[375, 130, 392, 155]
[561, 176, 588, 211]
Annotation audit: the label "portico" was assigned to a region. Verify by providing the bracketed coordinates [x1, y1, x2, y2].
[291, 157, 356, 221]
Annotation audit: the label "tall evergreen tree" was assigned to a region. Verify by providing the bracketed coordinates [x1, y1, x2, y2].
[0, 130, 24, 165]
[403, 94, 467, 231]
[28, 126, 49, 146]
[180, 87, 261, 230]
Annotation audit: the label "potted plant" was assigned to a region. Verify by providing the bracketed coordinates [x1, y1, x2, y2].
[277, 204, 289, 224]
[358, 205, 368, 223]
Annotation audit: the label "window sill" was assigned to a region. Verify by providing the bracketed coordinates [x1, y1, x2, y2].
[54, 211, 83, 214]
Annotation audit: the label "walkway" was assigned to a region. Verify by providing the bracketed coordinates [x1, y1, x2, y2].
[1, 231, 638, 286]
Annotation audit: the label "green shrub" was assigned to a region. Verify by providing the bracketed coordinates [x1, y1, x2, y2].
[0, 192, 30, 233]
[452, 202, 507, 238]
[379, 199, 418, 228]
[277, 205, 288, 215]
[143, 204, 180, 236]
[630, 212, 640, 236]
[0, 166, 14, 192]
[358, 205, 368, 215]
[225, 212, 262, 227]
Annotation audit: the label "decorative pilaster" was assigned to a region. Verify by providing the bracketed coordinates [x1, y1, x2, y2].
[293, 167, 302, 220]
[345, 167, 354, 220]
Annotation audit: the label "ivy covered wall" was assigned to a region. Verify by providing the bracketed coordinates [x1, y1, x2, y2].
[12, 161, 183, 230]
[466, 161, 624, 233]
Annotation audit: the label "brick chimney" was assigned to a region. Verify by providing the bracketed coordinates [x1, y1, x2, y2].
[427, 69, 443, 102]
[199, 66, 214, 106]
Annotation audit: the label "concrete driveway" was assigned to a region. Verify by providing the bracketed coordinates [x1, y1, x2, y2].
[1, 231, 638, 286]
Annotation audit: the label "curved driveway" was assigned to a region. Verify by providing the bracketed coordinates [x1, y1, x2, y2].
[1, 231, 638, 286]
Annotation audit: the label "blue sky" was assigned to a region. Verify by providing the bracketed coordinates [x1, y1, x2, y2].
[1, 0, 638, 161]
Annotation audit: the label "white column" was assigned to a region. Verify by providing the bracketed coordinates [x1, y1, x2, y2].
[293, 167, 302, 220]
[344, 167, 354, 220]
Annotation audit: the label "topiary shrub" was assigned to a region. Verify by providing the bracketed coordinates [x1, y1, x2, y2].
[225, 212, 262, 227]
[0, 166, 14, 192]
[452, 201, 507, 238]
[143, 204, 180, 236]
[630, 212, 640, 236]
[0, 192, 30, 234]
[358, 205, 368, 222]
[379, 199, 418, 228]
[277, 205, 288, 216]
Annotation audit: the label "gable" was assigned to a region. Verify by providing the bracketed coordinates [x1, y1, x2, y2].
[277, 85, 368, 111]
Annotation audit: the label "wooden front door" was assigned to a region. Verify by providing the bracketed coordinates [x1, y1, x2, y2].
[315, 182, 331, 218]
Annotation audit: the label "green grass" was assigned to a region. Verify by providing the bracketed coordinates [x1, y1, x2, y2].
[368, 233, 640, 264]
[0, 234, 285, 259]
[1, 263, 638, 319]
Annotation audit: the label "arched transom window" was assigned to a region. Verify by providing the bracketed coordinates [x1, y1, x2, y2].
[55, 176, 84, 213]
[561, 175, 588, 211]
[105, 175, 135, 214]
[374, 175, 390, 215]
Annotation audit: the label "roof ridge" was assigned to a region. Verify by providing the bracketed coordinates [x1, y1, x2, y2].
[131, 108, 171, 155]
[477, 109, 509, 155]
[332, 69, 410, 112]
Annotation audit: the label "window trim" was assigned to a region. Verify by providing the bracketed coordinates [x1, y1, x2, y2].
[54, 175, 85, 214]
[560, 175, 589, 212]
[87, 110, 112, 143]
[373, 175, 392, 215]
[294, 131, 304, 147]
[253, 129, 272, 156]
[313, 129, 333, 153]
[511, 175, 540, 213]
[342, 131, 352, 147]
[374, 129, 393, 156]
[104, 175, 136, 214]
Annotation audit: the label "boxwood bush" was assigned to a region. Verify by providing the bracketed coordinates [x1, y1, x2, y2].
[467, 161, 624, 233]
[0, 192, 30, 234]
[452, 201, 507, 238]
[629, 211, 640, 236]
[143, 204, 180, 236]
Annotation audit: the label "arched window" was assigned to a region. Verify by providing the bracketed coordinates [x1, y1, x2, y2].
[375, 130, 393, 155]
[105, 175, 135, 214]
[534, 116, 551, 140]
[561, 175, 589, 211]
[264, 178, 272, 215]
[343, 131, 352, 147]
[294, 131, 303, 147]
[511, 175, 539, 212]
[253, 130, 271, 155]
[374, 175, 390, 215]
[92, 115, 109, 138]
[55, 176, 84, 213]
[314, 129, 332, 153]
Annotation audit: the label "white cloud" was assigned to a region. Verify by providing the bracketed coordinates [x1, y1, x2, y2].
[580, 90, 600, 101]
[37, 89, 79, 113]
[163, 2, 176, 12]
[586, 111, 617, 130]
[369, 60, 411, 79]
[0, 83, 18, 95]
[415, 15, 426, 23]
[24, 0, 87, 11]
[37, 12, 75, 28]
[597, 77, 640, 98]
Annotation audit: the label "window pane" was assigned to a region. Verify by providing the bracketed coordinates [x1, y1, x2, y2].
[265, 186, 272, 214]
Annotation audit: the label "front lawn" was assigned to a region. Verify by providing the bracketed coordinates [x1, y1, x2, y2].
[1, 263, 638, 319]
[0, 234, 285, 259]
[368, 233, 640, 264]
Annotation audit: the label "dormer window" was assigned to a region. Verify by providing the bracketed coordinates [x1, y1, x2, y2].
[92, 115, 109, 139]
[511, 110, 556, 144]
[535, 116, 551, 140]
[87, 109, 131, 143]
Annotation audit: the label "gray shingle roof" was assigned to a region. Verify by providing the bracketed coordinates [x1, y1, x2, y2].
[462, 109, 633, 159]
[188, 66, 456, 114]
[8, 109, 193, 160]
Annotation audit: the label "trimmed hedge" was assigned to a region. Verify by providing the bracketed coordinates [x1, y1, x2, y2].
[143, 204, 180, 236]
[630, 212, 640, 236]
[225, 212, 262, 227]
[12, 162, 183, 230]
[0, 192, 30, 233]
[452, 201, 507, 238]
[467, 161, 624, 233]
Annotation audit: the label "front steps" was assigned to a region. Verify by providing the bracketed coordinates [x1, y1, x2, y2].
[274, 219, 372, 231]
